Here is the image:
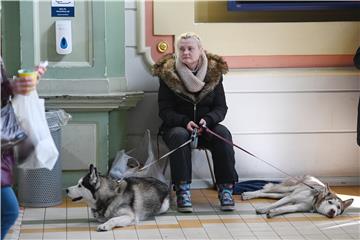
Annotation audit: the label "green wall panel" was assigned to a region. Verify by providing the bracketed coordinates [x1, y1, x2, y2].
[1, 0, 20, 75]
[2, 0, 125, 83]
[1, 0, 133, 191]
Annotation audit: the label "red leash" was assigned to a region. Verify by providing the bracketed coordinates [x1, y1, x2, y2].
[203, 126, 258, 159]
[201, 125, 316, 190]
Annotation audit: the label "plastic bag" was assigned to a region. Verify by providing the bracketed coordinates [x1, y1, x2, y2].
[109, 129, 167, 184]
[12, 90, 58, 170]
[109, 150, 138, 179]
[1, 102, 28, 149]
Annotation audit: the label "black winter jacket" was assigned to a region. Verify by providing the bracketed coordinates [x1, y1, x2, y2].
[153, 53, 229, 131]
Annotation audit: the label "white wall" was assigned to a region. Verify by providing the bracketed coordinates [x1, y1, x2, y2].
[125, 2, 360, 187]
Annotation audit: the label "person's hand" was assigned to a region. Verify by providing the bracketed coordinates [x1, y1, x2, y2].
[14, 63, 47, 95]
[186, 121, 199, 132]
[35, 64, 47, 80]
[198, 119, 207, 135]
[12, 75, 37, 95]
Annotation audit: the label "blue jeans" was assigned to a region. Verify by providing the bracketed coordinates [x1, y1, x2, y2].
[1, 187, 19, 240]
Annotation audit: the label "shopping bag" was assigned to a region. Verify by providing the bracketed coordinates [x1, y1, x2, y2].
[12, 90, 58, 170]
[109, 129, 167, 184]
[1, 102, 28, 149]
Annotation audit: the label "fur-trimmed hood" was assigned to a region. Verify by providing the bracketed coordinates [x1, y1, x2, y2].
[152, 52, 228, 102]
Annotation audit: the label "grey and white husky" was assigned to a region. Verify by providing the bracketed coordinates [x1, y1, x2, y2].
[66, 164, 170, 231]
[241, 175, 353, 218]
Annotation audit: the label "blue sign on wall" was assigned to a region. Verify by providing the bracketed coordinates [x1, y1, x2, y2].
[228, 1, 360, 11]
[51, 0, 75, 17]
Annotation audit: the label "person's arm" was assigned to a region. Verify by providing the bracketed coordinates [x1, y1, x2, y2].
[158, 79, 191, 128]
[201, 76, 228, 128]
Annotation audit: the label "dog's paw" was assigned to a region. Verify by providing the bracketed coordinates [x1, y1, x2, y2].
[266, 210, 279, 218]
[97, 223, 111, 232]
[255, 208, 269, 215]
[241, 192, 254, 200]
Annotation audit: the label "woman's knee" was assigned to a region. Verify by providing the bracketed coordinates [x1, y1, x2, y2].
[6, 207, 19, 225]
[212, 124, 232, 140]
[164, 127, 190, 145]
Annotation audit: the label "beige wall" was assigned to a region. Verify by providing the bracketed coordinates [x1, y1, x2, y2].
[126, 1, 360, 186]
[154, 1, 359, 56]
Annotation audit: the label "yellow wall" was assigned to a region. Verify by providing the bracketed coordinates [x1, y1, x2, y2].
[154, 1, 359, 56]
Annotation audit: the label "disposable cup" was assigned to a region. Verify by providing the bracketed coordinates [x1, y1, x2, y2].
[17, 69, 37, 94]
[18, 69, 37, 82]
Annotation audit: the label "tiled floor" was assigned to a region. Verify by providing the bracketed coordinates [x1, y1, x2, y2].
[4, 186, 360, 240]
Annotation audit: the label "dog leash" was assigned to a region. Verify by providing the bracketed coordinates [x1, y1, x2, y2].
[115, 131, 197, 183]
[122, 125, 316, 191]
[137, 138, 193, 172]
[201, 125, 316, 191]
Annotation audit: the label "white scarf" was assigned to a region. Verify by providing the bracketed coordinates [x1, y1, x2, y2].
[175, 51, 208, 93]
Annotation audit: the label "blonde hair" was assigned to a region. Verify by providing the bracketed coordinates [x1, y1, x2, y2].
[176, 32, 203, 49]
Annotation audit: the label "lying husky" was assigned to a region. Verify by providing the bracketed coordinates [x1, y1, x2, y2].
[66, 164, 170, 231]
[241, 175, 353, 218]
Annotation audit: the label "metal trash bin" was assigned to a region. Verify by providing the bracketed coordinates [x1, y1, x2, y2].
[17, 110, 71, 207]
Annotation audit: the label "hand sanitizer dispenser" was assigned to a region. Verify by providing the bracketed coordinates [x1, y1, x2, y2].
[56, 20, 72, 55]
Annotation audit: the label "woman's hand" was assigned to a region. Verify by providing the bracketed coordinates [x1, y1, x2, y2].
[186, 119, 207, 135]
[186, 121, 199, 132]
[12, 76, 37, 95]
[13, 64, 47, 95]
[35, 64, 47, 80]
[198, 119, 207, 135]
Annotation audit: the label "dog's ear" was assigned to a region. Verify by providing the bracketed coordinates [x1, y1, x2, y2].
[325, 183, 331, 194]
[342, 198, 354, 211]
[89, 164, 95, 173]
[89, 164, 99, 186]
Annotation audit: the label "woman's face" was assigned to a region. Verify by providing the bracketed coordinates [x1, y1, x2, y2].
[178, 38, 202, 70]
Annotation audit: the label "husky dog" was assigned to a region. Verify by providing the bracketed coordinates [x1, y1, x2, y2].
[241, 175, 353, 218]
[66, 164, 170, 231]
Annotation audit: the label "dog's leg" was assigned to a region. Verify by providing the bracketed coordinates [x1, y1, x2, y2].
[97, 215, 135, 231]
[266, 203, 309, 218]
[241, 183, 281, 200]
[91, 209, 107, 223]
[255, 195, 294, 214]
[263, 183, 300, 193]
[158, 197, 170, 214]
[242, 182, 301, 200]
[242, 191, 287, 200]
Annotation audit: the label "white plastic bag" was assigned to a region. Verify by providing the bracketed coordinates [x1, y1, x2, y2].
[12, 90, 58, 170]
[109, 129, 167, 184]
[109, 150, 138, 179]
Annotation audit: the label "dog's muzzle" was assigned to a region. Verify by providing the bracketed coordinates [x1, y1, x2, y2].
[65, 189, 83, 202]
[327, 209, 336, 218]
[71, 196, 83, 202]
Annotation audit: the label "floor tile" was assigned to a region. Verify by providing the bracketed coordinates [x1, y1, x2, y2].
[136, 228, 162, 239]
[67, 207, 89, 219]
[90, 227, 115, 239]
[5, 186, 359, 240]
[158, 228, 186, 240]
[42, 231, 67, 240]
[181, 228, 209, 240]
[45, 207, 66, 220]
[113, 228, 138, 239]
[18, 233, 44, 240]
